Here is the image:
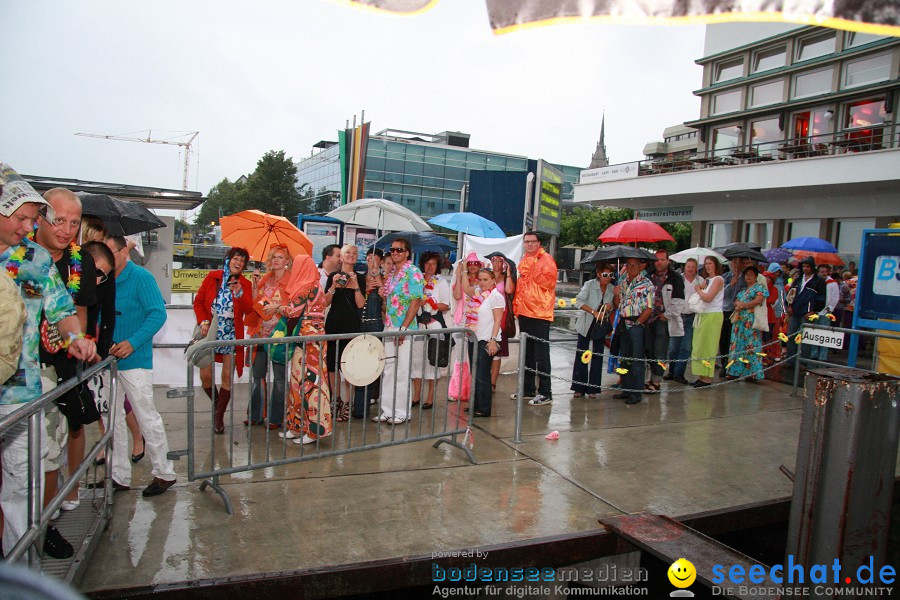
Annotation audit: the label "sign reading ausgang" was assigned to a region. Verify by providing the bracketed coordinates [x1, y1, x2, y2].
[802, 328, 845, 349]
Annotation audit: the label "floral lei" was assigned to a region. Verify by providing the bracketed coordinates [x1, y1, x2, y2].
[16, 234, 81, 297]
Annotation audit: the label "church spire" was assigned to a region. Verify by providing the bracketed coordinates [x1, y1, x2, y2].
[588, 113, 609, 169]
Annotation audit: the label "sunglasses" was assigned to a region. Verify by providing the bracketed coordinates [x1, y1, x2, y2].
[390, 247, 407, 253]
[600, 273, 614, 278]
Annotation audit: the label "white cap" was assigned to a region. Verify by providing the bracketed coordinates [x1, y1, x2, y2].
[0, 163, 54, 220]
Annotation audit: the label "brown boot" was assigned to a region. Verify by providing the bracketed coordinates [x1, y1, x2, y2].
[202, 386, 216, 402]
[214, 388, 231, 434]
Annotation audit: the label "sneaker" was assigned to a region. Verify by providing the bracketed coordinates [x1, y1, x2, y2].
[372, 414, 389, 422]
[527, 395, 552, 406]
[510, 392, 536, 401]
[294, 433, 330, 445]
[142, 477, 176, 497]
[388, 416, 406, 425]
[43, 526, 73, 559]
[278, 430, 299, 439]
[61, 499, 80, 511]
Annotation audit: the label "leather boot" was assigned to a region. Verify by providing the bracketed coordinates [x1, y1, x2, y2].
[202, 386, 216, 402]
[214, 388, 231, 434]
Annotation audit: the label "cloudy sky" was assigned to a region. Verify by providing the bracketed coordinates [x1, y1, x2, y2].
[1, 0, 706, 204]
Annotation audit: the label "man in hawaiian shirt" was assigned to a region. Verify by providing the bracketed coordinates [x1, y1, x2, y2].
[613, 257, 654, 405]
[375, 237, 424, 425]
[0, 164, 97, 557]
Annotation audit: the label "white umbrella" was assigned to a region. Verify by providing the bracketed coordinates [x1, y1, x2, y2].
[670, 246, 727, 264]
[326, 198, 431, 236]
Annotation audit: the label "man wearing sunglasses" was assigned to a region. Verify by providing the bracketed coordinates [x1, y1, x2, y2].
[374, 239, 425, 425]
[0, 167, 98, 559]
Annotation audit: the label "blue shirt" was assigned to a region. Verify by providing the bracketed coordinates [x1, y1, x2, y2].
[112, 261, 166, 370]
[1, 239, 75, 404]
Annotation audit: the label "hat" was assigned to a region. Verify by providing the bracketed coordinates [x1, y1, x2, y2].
[0, 163, 54, 220]
[484, 251, 508, 260]
[366, 247, 384, 258]
[767, 262, 782, 273]
[465, 251, 481, 264]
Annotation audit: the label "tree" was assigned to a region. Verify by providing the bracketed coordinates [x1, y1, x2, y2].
[196, 177, 247, 227]
[560, 206, 634, 248]
[245, 150, 302, 218]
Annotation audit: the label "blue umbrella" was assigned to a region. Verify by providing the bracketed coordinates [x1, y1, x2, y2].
[427, 212, 506, 238]
[763, 247, 794, 263]
[782, 236, 838, 253]
[374, 231, 455, 255]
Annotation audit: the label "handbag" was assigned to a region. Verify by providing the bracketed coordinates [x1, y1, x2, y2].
[752, 302, 769, 332]
[185, 315, 218, 368]
[426, 312, 454, 368]
[448, 342, 470, 401]
[586, 303, 611, 341]
[501, 294, 516, 338]
[688, 292, 703, 314]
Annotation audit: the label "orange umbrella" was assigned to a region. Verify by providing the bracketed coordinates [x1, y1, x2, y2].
[792, 250, 845, 266]
[220, 210, 312, 262]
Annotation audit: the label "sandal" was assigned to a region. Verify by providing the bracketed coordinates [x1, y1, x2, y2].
[335, 398, 350, 422]
[644, 382, 660, 392]
[422, 403, 433, 410]
[573, 392, 584, 398]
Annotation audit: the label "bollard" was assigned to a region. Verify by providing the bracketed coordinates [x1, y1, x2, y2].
[785, 367, 899, 593]
[512, 332, 528, 444]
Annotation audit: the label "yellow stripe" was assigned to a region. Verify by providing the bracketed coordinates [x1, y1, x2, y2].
[491, 12, 900, 37]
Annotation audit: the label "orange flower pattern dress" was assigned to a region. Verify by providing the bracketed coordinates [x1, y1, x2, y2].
[283, 283, 333, 440]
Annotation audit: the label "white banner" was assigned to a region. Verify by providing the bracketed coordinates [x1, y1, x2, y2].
[461, 234, 524, 265]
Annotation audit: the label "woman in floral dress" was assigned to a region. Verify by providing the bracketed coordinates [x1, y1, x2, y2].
[726, 265, 769, 381]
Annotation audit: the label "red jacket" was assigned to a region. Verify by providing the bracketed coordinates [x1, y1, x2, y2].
[193, 270, 253, 376]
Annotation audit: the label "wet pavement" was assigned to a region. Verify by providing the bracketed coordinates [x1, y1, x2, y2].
[73, 342, 894, 595]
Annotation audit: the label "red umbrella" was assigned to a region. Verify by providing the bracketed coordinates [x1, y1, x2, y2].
[598, 219, 674, 244]
[792, 250, 845, 266]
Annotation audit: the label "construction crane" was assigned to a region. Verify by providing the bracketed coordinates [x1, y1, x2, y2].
[75, 130, 199, 222]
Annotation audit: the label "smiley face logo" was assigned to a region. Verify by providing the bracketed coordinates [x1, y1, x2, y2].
[668, 558, 696, 588]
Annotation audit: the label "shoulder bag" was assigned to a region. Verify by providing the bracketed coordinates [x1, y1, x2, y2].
[427, 311, 455, 368]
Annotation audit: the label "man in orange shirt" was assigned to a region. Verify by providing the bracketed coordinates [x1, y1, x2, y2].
[512, 231, 557, 405]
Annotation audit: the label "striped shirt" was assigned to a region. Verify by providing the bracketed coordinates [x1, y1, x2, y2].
[619, 273, 654, 319]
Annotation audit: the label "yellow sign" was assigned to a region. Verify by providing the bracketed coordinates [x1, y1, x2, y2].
[172, 269, 207, 293]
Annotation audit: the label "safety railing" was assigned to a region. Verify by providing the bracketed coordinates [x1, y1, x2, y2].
[791, 322, 900, 396]
[0, 357, 117, 568]
[172, 327, 478, 514]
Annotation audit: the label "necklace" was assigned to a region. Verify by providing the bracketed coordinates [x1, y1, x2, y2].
[4, 245, 27, 281]
[66, 242, 82, 297]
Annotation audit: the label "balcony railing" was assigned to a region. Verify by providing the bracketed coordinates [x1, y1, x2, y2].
[636, 125, 898, 176]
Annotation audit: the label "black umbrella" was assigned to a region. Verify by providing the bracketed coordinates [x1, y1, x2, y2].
[77, 193, 166, 236]
[581, 245, 657, 266]
[375, 231, 454, 255]
[719, 242, 766, 262]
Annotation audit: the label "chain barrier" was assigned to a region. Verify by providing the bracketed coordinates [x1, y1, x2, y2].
[518, 325, 805, 396]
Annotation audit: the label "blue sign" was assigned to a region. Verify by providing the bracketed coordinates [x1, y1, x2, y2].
[856, 232, 900, 321]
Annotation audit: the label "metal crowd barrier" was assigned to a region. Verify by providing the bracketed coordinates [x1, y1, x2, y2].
[0, 356, 117, 571]
[172, 327, 478, 514]
[792, 322, 900, 396]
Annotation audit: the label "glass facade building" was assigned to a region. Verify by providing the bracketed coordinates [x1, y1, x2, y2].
[295, 130, 581, 219]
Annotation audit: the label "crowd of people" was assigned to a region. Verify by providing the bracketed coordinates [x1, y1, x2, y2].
[0, 166, 861, 561]
[0, 167, 174, 561]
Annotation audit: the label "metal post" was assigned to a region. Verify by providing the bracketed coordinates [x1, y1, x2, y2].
[27, 410, 43, 566]
[785, 366, 900, 589]
[512, 332, 528, 444]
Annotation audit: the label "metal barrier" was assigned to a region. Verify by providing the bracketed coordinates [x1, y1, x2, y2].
[0, 357, 117, 570]
[172, 327, 478, 514]
[791, 322, 900, 396]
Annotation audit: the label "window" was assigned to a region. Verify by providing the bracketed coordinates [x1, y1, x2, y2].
[753, 46, 786, 73]
[793, 108, 834, 143]
[744, 221, 773, 249]
[707, 222, 733, 247]
[842, 53, 892, 88]
[787, 219, 820, 240]
[845, 98, 886, 128]
[835, 219, 875, 255]
[793, 67, 833, 99]
[712, 89, 742, 115]
[797, 32, 836, 61]
[715, 58, 743, 83]
[712, 126, 740, 157]
[750, 118, 781, 156]
[846, 32, 886, 48]
[749, 80, 783, 107]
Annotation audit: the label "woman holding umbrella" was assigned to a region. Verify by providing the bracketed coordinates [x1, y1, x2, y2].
[571, 262, 615, 398]
[193, 247, 253, 434]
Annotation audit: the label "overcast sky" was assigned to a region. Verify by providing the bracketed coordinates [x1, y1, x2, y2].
[1, 0, 705, 207]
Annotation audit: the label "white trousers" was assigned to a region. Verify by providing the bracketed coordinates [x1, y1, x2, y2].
[0, 403, 46, 555]
[410, 321, 444, 381]
[111, 369, 176, 487]
[379, 327, 412, 420]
